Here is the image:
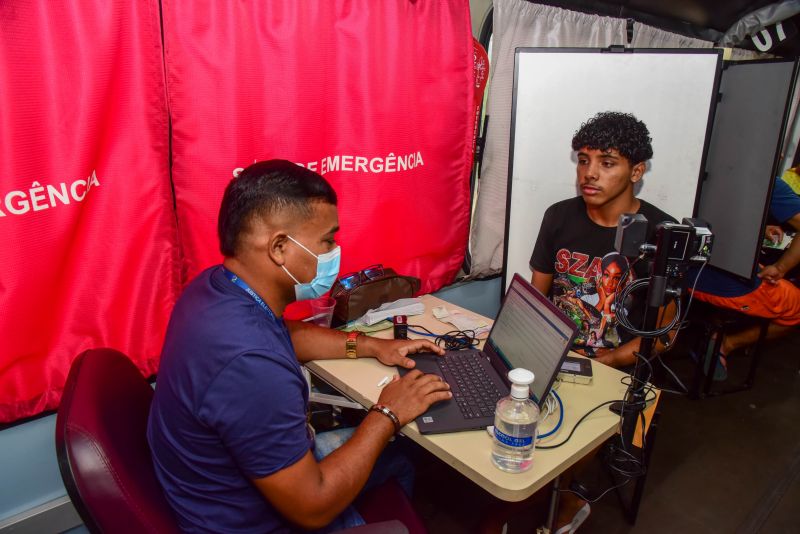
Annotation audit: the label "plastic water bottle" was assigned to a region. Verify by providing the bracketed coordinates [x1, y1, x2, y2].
[491, 368, 539, 473]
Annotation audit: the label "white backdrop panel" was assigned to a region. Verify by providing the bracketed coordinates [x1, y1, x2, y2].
[505, 49, 720, 289]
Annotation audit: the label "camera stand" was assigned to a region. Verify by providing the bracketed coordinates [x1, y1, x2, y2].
[605, 216, 711, 523]
[607, 225, 674, 524]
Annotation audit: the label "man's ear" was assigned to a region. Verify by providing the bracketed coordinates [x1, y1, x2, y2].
[630, 161, 646, 183]
[267, 232, 290, 266]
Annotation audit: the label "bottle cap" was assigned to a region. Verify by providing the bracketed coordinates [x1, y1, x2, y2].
[508, 368, 534, 399]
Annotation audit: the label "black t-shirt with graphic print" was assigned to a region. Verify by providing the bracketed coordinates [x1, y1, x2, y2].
[530, 196, 676, 354]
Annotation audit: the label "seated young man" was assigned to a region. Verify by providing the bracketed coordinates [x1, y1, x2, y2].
[147, 160, 451, 532]
[524, 112, 676, 532]
[530, 111, 676, 369]
[690, 177, 800, 377]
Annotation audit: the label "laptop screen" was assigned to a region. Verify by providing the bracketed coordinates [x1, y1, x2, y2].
[485, 274, 577, 403]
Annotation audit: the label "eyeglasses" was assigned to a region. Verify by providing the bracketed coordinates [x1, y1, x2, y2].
[335, 264, 384, 293]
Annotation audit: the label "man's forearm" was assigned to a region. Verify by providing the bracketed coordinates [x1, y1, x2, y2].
[594, 337, 641, 368]
[255, 412, 396, 530]
[286, 319, 349, 362]
[776, 213, 800, 275]
[286, 321, 389, 363]
[314, 412, 396, 515]
[775, 234, 800, 275]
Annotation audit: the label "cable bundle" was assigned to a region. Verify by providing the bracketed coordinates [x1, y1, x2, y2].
[407, 324, 479, 351]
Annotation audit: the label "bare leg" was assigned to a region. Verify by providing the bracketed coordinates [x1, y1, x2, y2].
[553, 452, 594, 530]
[721, 322, 794, 355]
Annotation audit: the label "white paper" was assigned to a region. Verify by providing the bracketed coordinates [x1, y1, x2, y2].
[439, 310, 490, 336]
[358, 298, 425, 326]
[431, 306, 449, 319]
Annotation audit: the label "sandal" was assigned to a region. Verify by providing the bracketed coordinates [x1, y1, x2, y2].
[701, 338, 728, 382]
[554, 503, 590, 534]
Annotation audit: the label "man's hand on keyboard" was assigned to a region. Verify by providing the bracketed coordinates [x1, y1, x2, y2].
[361, 337, 445, 369]
[378, 370, 452, 426]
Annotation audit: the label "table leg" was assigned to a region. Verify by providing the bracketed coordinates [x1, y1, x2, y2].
[545, 474, 561, 533]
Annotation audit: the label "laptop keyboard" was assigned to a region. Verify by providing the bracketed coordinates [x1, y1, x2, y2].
[438, 352, 502, 419]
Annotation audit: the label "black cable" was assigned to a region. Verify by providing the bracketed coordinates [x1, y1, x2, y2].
[613, 350, 651, 486]
[608, 352, 654, 482]
[615, 278, 682, 336]
[536, 400, 622, 450]
[613, 254, 644, 313]
[644, 260, 709, 395]
[617, 351, 655, 417]
[407, 324, 479, 351]
[559, 477, 633, 503]
[561, 393, 651, 503]
[619, 255, 643, 291]
[615, 256, 710, 343]
[603, 253, 643, 333]
[659, 260, 708, 352]
[611, 255, 710, 398]
[542, 353, 655, 501]
[651, 353, 689, 395]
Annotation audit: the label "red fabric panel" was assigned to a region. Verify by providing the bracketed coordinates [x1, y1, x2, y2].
[473, 38, 490, 156]
[163, 0, 474, 294]
[0, 1, 179, 422]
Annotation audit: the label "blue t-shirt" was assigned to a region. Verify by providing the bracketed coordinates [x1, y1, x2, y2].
[691, 178, 800, 297]
[769, 178, 800, 224]
[147, 266, 312, 533]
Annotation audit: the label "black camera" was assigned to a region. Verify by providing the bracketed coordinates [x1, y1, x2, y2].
[657, 218, 713, 263]
[615, 214, 713, 263]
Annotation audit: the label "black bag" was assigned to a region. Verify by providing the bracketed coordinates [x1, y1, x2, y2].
[330, 267, 420, 326]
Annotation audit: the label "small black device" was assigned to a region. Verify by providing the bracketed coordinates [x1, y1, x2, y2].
[393, 315, 408, 339]
[614, 213, 649, 257]
[557, 355, 593, 385]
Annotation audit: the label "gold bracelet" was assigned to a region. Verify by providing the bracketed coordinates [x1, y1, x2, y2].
[345, 331, 360, 359]
[369, 404, 401, 434]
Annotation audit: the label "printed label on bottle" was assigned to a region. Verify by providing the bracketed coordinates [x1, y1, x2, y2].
[494, 428, 533, 448]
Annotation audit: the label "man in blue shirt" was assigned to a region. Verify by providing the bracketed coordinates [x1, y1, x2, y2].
[148, 160, 451, 532]
[692, 178, 800, 375]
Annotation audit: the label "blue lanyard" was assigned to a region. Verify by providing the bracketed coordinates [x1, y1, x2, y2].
[222, 267, 277, 322]
[221, 266, 295, 364]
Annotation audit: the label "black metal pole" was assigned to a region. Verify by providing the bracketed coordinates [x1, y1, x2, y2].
[618, 225, 671, 447]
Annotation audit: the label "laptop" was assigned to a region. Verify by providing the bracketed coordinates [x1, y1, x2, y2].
[400, 273, 578, 434]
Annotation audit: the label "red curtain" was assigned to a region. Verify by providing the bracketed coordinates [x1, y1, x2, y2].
[0, 1, 180, 422]
[162, 0, 475, 294]
[0, 0, 473, 423]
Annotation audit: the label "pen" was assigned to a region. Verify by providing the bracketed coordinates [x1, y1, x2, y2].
[376, 376, 391, 388]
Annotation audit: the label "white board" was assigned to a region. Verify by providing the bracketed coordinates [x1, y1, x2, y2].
[505, 49, 721, 290]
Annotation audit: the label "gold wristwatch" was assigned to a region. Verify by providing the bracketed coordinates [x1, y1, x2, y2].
[345, 331, 361, 359]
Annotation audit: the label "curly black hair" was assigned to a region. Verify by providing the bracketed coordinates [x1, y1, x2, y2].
[571, 111, 653, 164]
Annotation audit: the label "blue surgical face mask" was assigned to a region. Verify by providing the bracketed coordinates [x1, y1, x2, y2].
[281, 236, 341, 301]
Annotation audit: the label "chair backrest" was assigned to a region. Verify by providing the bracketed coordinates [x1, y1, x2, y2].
[55, 348, 180, 533]
[355, 479, 426, 534]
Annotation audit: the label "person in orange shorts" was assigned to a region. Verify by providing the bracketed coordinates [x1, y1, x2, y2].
[690, 178, 800, 378]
